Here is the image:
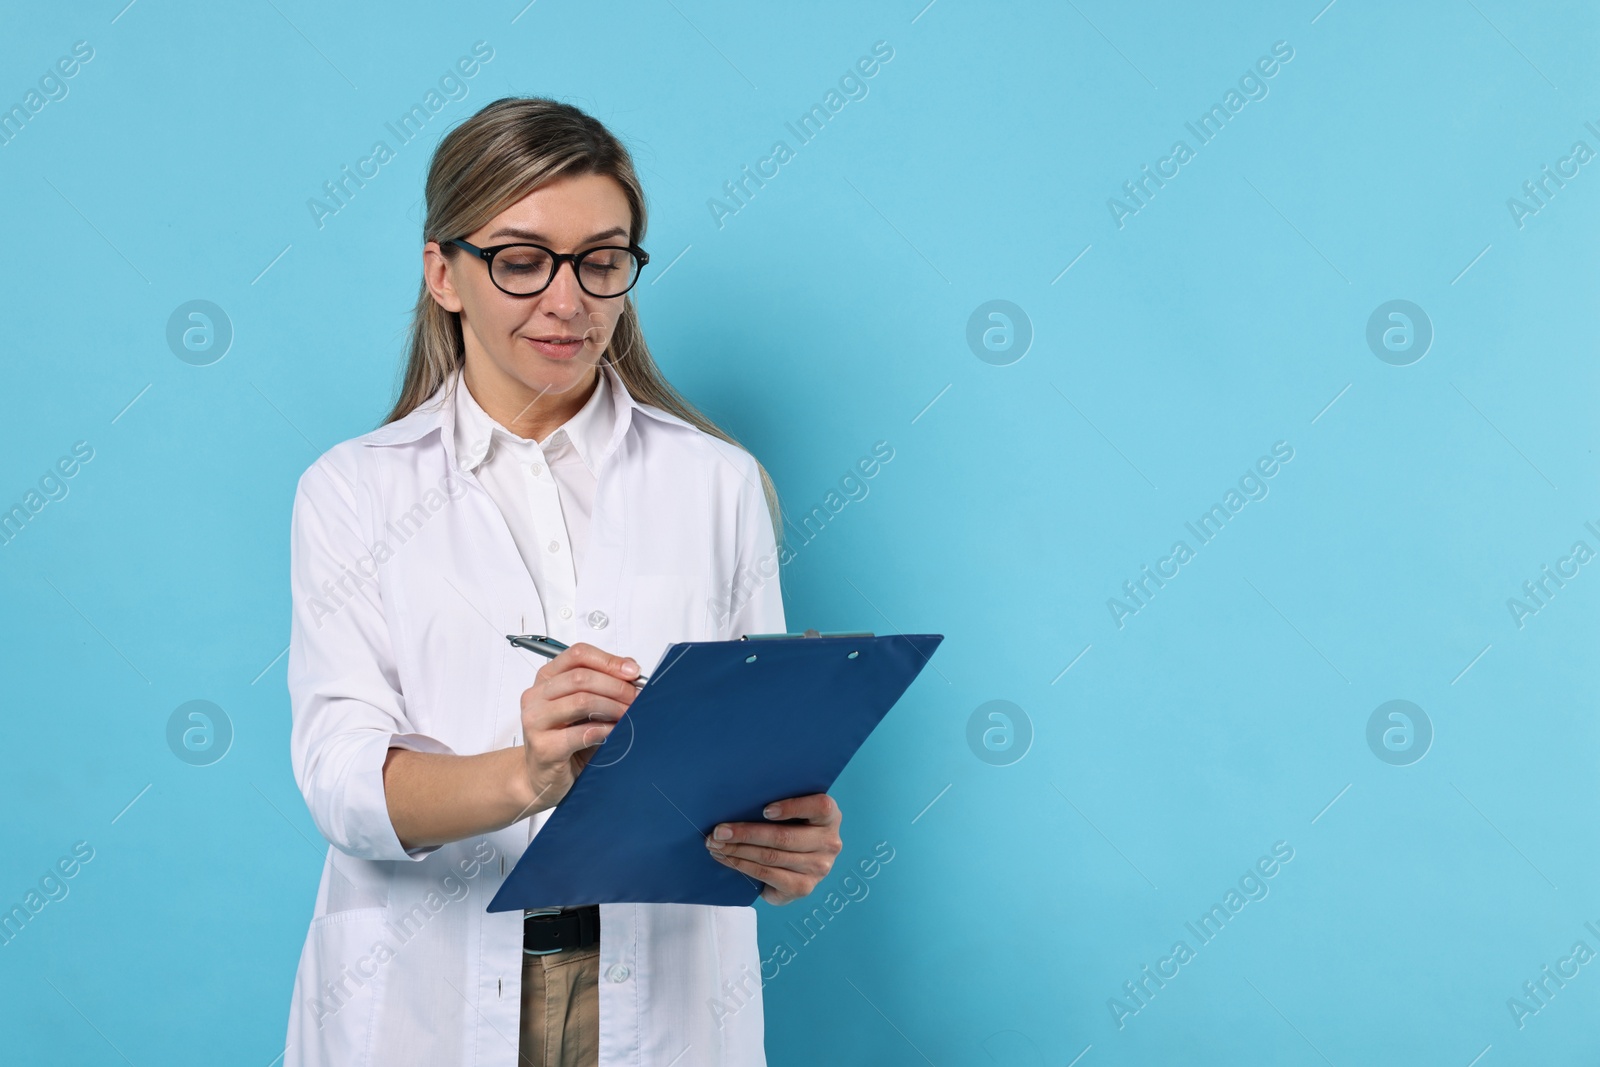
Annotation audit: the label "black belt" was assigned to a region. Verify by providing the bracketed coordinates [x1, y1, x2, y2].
[523, 905, 600, 955]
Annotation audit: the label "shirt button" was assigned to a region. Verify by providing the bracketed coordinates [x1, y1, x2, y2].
[559, 606, 573, 620]
[547, 540, 561, 553]
[607, 964, 631, 983]
[529, 462, 543, 477]
[588, 610, 608, 630]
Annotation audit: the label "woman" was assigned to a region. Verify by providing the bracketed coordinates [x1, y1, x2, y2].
[284, 97, 843, 1067]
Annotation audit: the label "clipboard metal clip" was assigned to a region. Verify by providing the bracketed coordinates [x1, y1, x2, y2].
[740, 629, 876, 640]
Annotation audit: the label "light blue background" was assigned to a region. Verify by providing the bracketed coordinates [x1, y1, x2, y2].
[2, 1, 1597, 1063]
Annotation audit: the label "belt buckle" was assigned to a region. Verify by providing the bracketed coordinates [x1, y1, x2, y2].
[524, 907, 566, 956]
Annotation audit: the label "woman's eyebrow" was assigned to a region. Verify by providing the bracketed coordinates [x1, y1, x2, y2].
[486, 225, 628, 243]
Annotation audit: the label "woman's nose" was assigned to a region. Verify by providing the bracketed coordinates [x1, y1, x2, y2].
[540, 260, 585, 314]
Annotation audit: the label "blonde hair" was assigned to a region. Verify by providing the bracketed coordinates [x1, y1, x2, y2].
[384, 96, 782, 542]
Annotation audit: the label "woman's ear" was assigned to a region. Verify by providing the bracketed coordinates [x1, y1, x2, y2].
[422, 241, 466, 313]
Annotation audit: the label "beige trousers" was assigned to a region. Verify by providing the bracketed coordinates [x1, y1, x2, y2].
[518, 942, 600, 1067]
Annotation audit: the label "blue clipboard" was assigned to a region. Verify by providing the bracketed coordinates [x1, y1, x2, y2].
[487, 631, 944, 910]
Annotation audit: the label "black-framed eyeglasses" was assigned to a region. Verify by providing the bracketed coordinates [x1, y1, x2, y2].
[447, 237, 649, 298]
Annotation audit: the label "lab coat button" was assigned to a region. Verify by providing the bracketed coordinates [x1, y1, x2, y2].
[588, 610, 609, 630]
[607, 964, 631, 983]
[559, 606, 573, 620]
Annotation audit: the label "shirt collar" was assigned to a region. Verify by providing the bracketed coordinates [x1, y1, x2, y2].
[450, 362, 614, 477]
[360, 358, 686, 473]
[364, 358, 700, 467]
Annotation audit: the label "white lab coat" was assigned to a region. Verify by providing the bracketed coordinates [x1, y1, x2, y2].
[283, 362, 785, 1066]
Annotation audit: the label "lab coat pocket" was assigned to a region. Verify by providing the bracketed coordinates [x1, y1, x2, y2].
[287, 907, 390, 1066]
[628, 572, 713, 669]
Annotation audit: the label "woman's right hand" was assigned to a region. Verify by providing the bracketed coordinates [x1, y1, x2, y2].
[517, 642, 641, 816]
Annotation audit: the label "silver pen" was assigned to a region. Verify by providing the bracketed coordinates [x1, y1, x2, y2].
[505, 634, 649, 687]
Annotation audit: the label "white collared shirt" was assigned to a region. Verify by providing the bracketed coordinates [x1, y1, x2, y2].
[449, 364, 612, 646]
[283, 358, 785, 1067]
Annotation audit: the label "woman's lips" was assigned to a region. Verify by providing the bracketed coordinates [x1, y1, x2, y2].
[525, 337, 583, 359]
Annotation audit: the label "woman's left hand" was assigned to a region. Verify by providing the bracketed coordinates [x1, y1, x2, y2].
[705, 793, 843, 905]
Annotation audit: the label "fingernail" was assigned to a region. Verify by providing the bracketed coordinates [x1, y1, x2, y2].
[622, 659, 639, 676]
[763, 805, 779, 819]
[705, 838, 723, 851]
[714, 825, 732, 840]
